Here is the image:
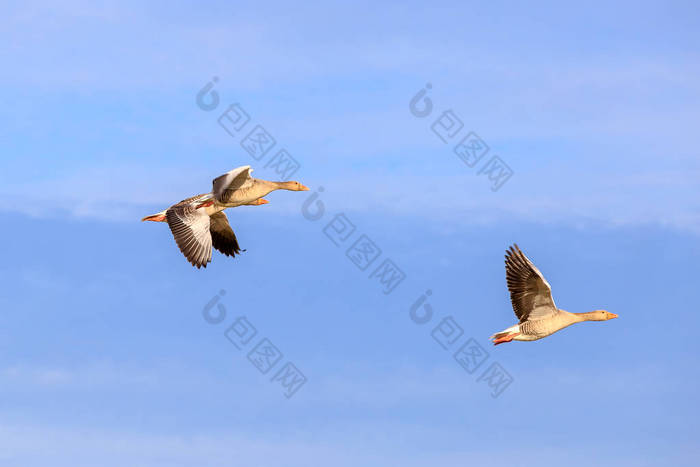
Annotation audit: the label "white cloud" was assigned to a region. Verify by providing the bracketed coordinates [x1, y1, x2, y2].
[0, 419, 694, 467]
[0, 362, 159, 389]
[1, 2, 697, 234]
[0, 358, 696, 466]
[1, 162, 698, 234]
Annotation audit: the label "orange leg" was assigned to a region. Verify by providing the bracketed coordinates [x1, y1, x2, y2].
[493, 332, 520, 345]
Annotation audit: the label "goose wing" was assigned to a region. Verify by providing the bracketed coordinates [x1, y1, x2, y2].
[504, 244, 558, 322]
[209, 211, 244, 257]
[212, 165, 254, 202]
[165, 200, 212, 268]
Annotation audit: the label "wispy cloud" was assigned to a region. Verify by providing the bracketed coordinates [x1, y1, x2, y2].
[1, 1, 698, 235]
[0, 419, 695, 467]
[1, 163, 698, 234]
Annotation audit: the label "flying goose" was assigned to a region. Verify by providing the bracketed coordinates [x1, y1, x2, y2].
[491, 244, 617, 345]
[142, 166, 308, 268]
[210, 165, 308, 208]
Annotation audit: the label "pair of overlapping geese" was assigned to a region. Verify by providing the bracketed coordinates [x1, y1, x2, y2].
[143, 165, 617, 344]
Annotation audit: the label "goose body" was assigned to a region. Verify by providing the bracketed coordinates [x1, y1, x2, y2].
[490, 244, 617, 345]
[212, 166, 308, 208]
[142, 166, 308, 268]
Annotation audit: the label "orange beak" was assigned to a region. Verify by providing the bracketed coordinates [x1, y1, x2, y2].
[299, 184, 310, 191]
[607, 312, 618, 320]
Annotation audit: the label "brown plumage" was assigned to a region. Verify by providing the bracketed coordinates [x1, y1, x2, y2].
[209, 211, 244, 257]
[141, 165, 308, 268]
[142, 194, 268, 268]
[491, 243, 618, 345]
[504, 244, 557, 323]
[164, 195, 214, 268]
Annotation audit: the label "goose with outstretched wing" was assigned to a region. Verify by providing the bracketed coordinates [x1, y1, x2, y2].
[141, 165, 308, 268]
[491, 244, 618, 345]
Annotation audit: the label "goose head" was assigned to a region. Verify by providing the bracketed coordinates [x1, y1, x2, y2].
[280, 181, 309, 191]
[587, 310, 618, 321]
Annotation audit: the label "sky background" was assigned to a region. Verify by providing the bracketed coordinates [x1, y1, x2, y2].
[1, 1, 699, 466]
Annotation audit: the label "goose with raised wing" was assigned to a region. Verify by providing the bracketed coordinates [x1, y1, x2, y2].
[210, 165, 308, 208]
[490, 244, 617, 345]
[142, 166, 309, 268]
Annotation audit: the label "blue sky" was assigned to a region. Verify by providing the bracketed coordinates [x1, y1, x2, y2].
[1, 1, 699, 465]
